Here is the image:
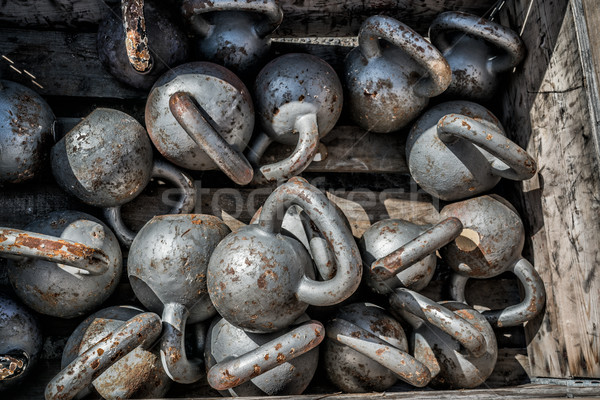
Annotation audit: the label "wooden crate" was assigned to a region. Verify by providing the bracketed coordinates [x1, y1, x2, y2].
[0, 0, 599, 398]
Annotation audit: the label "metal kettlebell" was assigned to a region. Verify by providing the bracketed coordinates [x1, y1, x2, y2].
[59, 306, 171, 399]
[128, 214, 230, 384]
[0, 80, 55, 184]
[429, 11, 526, 101]
[146, 62, 255, 185]
[0, 293, 42, 391]
[182, 0, 283, 78]
[45, 312, 162, 400]
[391, 288, 497, 389]
[324, 302, 431, 392]
[441, 194, 546, 327]
[207, 177, 361, 333]
[97, 0, 189, 90]
[359, 217, 462, 294]
[406, 101, 536, 201]
[247, 53, 343, 183]
[51, 108, 196, 245]
[205, 315, 323, 396]
[1, 210, 122, 318]
[344, 15, 451, 133]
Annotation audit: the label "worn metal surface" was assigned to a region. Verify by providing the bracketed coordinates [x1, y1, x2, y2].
[205, 316, 322, 395]
[0, 80, 55, 184]
[324, 302, 430, 392]
[45, 312, 162, 400]
[429, 11, 526, 101]
[0, 294, 42, 391]
[360, 217, 462, 294]
[344, 15, 451, 133]
[250, 53, 343, 182]
[406, 101, 536, 201]
[182, 0, 283, 78]
[441, 195, 546, 327]
[97, 0, 188, 89]
[3, 211, 122, 319]
[60, 306, 171, 399]
[207, 177, 361, 333]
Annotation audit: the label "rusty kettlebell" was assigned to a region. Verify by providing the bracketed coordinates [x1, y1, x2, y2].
[182, 0, 283, 78]
[1, 210, 122, 318]
[359, 217, 462, 294]
[205, 315, 323, 396]
[344, 15, 451, 133]
[247, 53, 343, 183]
[441, 195, 546, 327]
[406, 101, 536, 201]
[0, 80, 55, 184]
[429, 11, 526, 101]
[207, 177, 361, 333]
[97, 0, 189, 90]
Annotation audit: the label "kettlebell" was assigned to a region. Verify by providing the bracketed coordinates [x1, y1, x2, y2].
[207, 177, 361, 333]
[324, 302, 431, 392]
[344, 15, 451, 133]
[360, 217, 462, 294]
[406, 101, 536, 201]
[97, 0, 189, 89]
[128, 214, 231, 384]
[1, 210, 122, 318]
[0, 293, 42, 391]
[0, 80, 55, 184]
[51, 108, 196, 246]
[429, 11, 526, 101]
[247, 53, 343, 183]
[205, 315, 323, 396]
[182, 0, 283, 78]
[441, 195, 546, 327]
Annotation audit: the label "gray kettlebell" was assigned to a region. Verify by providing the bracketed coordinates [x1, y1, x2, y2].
[0, 80, 55, 184]
[406, 101, 536, 201]
[1, 210, 122, 318]
[429, 11, 526, 101]
[441, 195, 546, 327]
[359, 217, 462, 294]
[344, 15, 451, 133]
[0, 293, 42, 391]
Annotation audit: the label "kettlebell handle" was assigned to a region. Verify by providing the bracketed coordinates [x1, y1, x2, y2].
[121, 0, 153, 73]
[258, 177, 362, 306]
[429, 11, 526, 74]
[358, 15, 451, 98]
[450, 257, 546, 328]
[0, 228, 110, 274]
[389, 288, 487, 358]
[437, 114, 537, 181]
[182, 0, 283, 38]
[370, 217, 463, 281]
[327, 318, 431, 387]
[207, 320, 324, 390]
[44, 312, 161, 400]
[104, 159, 196, 246]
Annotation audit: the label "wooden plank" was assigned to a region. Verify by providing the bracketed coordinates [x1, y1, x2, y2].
[499, 0, 600, 379]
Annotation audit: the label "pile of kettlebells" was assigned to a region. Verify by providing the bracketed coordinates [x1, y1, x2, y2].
[0, 0, 546, 398]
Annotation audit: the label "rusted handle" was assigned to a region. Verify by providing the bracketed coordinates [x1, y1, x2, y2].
[258, 177, 362, 306]
[169, 91, 253, 185]
[358, 15, 451, 98]
[437, 114, 537, 181]
[429, 11, 526, 73]
[0, 229, 109, 275]
[0, 351, 28, 382]
[327, 319, 431, 387]
[370, 217, 463, 281]
[121, 0, 153, 73]
[207, 320, 324, 390]
[390, 288, 487, 358]
[44, 312, 161, 400]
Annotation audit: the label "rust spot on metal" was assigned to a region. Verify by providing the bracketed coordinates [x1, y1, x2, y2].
[275, 343, 282, 351]
[276, 353, 286, 362]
